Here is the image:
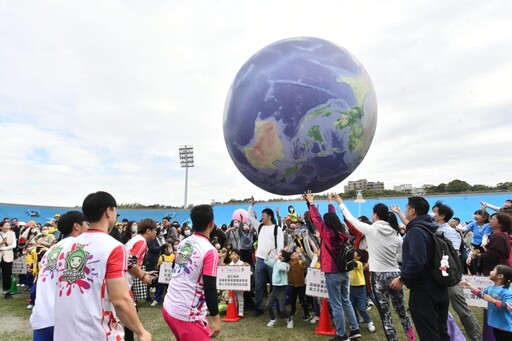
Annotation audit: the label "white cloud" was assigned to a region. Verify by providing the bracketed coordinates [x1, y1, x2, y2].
[0, 1, 511, 206]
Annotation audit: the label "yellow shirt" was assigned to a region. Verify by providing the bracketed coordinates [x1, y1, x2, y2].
[349, 260, 366, 287]
[26, 248, 38, 266]
[157, 253, 174, 267]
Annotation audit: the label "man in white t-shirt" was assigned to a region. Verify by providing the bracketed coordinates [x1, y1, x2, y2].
[247, 196, 284, 316]
[163, 204, 221, 340]
[53, 191, 151, 341]
[30, 211, 89, 341]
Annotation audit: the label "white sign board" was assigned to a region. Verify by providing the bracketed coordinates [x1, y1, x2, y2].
[216, 265, 251, 291]
[462, 275, 494, 308]
[306, 268, 329, 298]
[158, 262, 174, 284]
[13, 257, 27, 274]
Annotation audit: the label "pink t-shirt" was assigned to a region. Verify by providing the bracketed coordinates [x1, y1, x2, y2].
[163, 233, 218, 322]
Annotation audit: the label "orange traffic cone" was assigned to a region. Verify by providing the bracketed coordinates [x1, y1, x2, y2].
[314, 298, 336, 336]
[222, 291, 241, 322]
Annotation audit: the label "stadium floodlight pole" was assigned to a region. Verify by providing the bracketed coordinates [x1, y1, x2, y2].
[179, 145, 194, 209]
[354, 189, 367, 217]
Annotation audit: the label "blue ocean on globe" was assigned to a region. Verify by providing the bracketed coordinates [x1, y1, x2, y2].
[223, 37, 377, 195]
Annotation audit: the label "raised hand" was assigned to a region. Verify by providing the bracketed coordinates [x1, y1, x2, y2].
[333, 192, 343, 205]
[389, 204, 402, 214]
[250, 196, 255, 206]
[303, 190, 314, 204]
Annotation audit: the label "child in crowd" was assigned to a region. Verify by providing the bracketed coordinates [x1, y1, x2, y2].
[27, 249, 46, 309]
[349, 249, 376, 332]
[288, 246, 311, 321]
[229, 249, 247, 317]
[461, 265, 512, 340]
[25, 242, 38, 291]
[265, 249, 293, 329]
[151, 243, 174, 307]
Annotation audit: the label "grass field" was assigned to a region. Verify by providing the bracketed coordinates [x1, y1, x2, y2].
[1, 289, 484, 340]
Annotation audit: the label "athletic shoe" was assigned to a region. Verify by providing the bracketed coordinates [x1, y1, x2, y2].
[287, 319, 294, 329]
[253, 308, 264, 317]
[267, 320, 277, 327]
[150, 300, 158, 307]
[329, 335, 349, 341]
[27, 304, 34, 309]
[4, 293, 13, 300]
[20, 284, 25, 287]
[368, 321, 376, 332]
[349, 329, 362, 339]
[366, 304, 371, 311]
[309, 316, 319, 324]
[301, 314, 311, 321]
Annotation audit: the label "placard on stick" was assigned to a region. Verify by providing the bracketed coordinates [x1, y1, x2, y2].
[216, 265, 251, 291]
[306, 268, 329, 298]
[13, 257, 27, 274]
[158, 262, 174, 284]
[462, 275, 494, 308]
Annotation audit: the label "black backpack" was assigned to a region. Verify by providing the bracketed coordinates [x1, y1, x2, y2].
[417, 225, 462, 287]
[324, 233, 356, 272]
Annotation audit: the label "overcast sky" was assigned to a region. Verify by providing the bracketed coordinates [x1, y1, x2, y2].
[0, 1, 511, 207]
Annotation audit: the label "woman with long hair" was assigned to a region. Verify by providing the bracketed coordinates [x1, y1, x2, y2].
[335, 193, 415, 341]
[303, 191, 360, 341]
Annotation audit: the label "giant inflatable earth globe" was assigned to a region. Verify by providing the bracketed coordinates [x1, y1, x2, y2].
[223, 37, 377, 195]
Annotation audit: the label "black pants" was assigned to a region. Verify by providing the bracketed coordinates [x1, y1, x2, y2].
[290, 285, 309, 316]
[409, 287, 450, 341]
[1, 260, 13, 292]
[494, 328, 512, 341]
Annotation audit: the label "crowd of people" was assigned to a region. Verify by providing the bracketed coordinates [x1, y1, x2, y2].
[0, 193, 511, 340]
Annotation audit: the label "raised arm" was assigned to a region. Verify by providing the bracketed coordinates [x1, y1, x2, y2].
[333, 193, 372, 235]
[389, 204, 409, 225]
[247, 196, 260, 233]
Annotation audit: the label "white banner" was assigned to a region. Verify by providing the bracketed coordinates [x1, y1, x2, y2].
[158, 262, 173, 284]
[13, 257, 27, 274]
[216, 265, 251, 291]
[306, 268, 329, 298]
[462, 275, 494, 308]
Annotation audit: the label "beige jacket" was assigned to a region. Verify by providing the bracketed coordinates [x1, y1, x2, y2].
[0, 231, 16, 263]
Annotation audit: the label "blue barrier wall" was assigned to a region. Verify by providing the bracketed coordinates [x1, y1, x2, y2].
[1, 192, 510, 227]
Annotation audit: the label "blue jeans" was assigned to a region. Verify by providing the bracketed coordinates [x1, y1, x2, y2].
[325, 272, 359, 336]
[350, 285, 372, 323]
[255, 257, 273, 310]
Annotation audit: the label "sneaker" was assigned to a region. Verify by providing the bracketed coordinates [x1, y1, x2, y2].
[368, 322, 376, 332]
[366, 304, 371, 311]
[17, 283, 21, 287]
[349, 329, 362, 339]
[27, 304, 34, 309]
[301, 314, 311, 321]
[287, 319, 294, 329]
[253, 308, 264, 317]
[329, 335, 349, 341]
[267, 319, 277, 327]
[309, 316, 319, 324]
[150, 300, 158, 307]
[150, 287, 156, 293]
[4, 293, 13, 300]
[20, 284, 25, 287]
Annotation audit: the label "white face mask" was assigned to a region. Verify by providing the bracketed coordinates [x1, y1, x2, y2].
[184, 230, 191, 236]
[41, 230, 49, 236]
[131, 225, 137, 233]
[234, 223, 240, 228]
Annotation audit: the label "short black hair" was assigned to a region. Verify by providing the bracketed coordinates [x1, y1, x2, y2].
[58, 211, 86, 237]
[122, 218, 129, 223]
[137, 218, 157, 234]
[82, 191, 117, 223]
[433, 201, 454, 222]
[190, 205, 214, 232]
[280, 249, 292, 263]
[407, 196, 430, 216]
[230, 249, 241, 257]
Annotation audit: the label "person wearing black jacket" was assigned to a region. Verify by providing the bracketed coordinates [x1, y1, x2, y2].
[391, 196, 449, 341]
[144, 228, 167, 302]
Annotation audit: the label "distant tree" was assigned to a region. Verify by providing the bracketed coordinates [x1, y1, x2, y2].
[495, 182, 512, 190]
[446, 179, 471, 192]
[434, 183, 447, 193]
[471, 184, 490, 192]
